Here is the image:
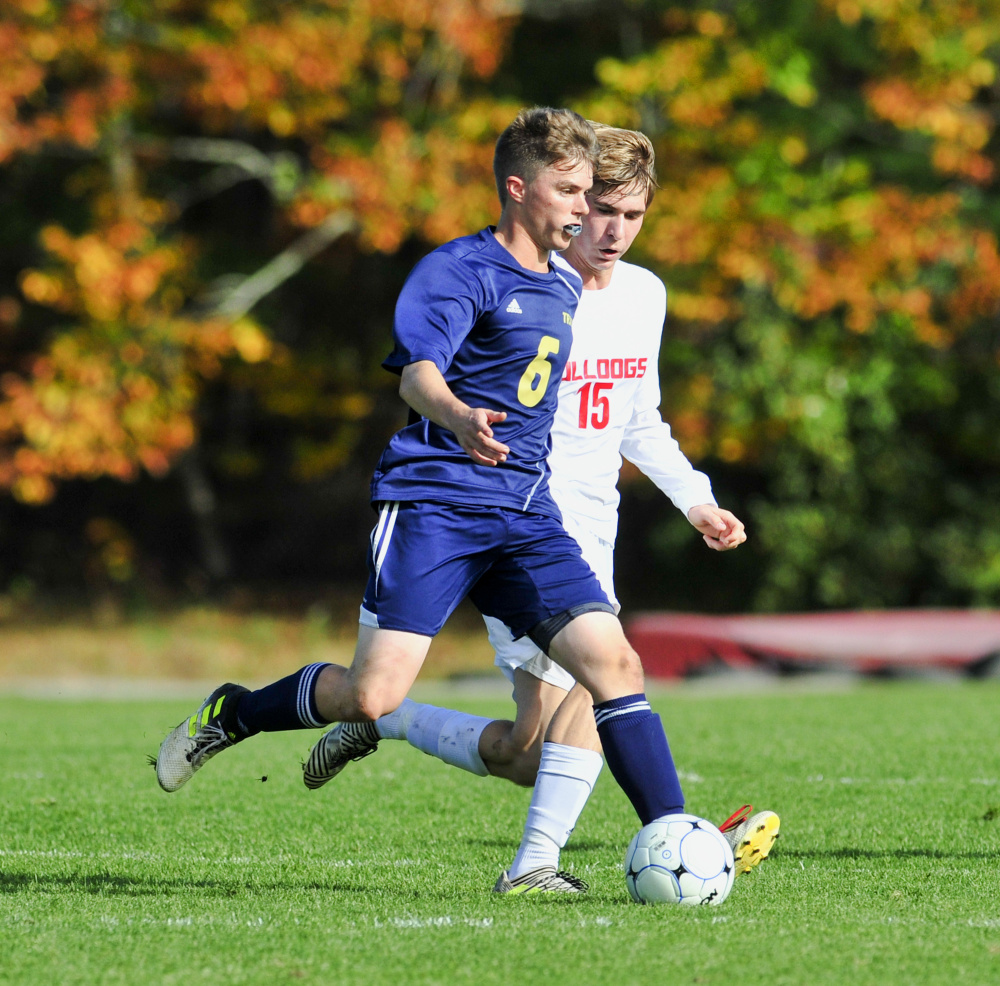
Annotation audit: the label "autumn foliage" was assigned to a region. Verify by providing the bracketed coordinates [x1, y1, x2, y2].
[0, 0, 511, 504]
[0, 0, 998, 608]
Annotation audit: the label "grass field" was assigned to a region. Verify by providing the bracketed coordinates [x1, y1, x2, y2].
[2, 679, 1000, 986]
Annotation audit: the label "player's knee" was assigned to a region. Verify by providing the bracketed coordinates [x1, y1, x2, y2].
[352, 686, 400, 722]
[619, 643, 645, 690]
[592, 640, 644, 694]
[619, 641, 643, 678]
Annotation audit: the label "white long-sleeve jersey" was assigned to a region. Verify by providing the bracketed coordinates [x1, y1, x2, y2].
[548, 256, 715, 545]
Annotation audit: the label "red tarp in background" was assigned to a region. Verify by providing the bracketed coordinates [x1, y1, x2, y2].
[624, 610, 1000, 678]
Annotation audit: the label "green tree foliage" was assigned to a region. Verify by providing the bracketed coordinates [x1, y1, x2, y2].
[578, 0, 1000, 609]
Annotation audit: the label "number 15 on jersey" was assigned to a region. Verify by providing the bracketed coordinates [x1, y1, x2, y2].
[577, 381, 611, 430]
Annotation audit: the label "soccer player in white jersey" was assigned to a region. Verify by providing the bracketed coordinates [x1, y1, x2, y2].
[155, 110, 715, 895]
[302, 123, 780, 893]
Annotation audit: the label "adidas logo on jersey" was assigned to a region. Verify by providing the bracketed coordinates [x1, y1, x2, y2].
[506, 298, 523, 314]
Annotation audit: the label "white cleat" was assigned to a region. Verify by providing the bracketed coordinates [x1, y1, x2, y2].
[151, 683, 248, 793]
[302, 721, 380, 790]
[493, 866, 588, 894]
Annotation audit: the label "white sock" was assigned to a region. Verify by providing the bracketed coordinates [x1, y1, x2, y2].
[375, 697, 417, 740]
[378, 700, 490, 776]
[508, 742, 604, 879]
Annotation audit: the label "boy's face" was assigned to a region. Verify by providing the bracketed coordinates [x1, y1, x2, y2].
[563, 183, 648, 277]
[516, 157, 593, 253]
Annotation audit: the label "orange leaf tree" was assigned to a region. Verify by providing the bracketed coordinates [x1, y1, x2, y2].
[0, 0, 514, 508]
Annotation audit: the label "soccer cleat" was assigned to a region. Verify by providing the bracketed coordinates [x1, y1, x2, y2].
[493, 866, 589, 895]
[718, 804, 781, 875]
[153, 683, 249, 792]
[302, 721, 380, 790]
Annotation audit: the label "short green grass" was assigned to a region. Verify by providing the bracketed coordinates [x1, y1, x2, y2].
[2, 680, 1000, 986]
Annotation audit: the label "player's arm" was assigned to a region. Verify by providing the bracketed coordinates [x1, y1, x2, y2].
[399, 360, 510, 466]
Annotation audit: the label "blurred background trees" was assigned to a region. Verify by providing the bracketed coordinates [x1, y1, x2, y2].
[0, 0, 998, 618]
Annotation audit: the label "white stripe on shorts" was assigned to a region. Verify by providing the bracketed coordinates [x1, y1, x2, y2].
[371, 502, 399, 590]
[370, 501, 392, 552]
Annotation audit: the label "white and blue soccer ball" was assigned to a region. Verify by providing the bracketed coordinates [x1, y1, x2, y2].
[624, 813, 735, 905]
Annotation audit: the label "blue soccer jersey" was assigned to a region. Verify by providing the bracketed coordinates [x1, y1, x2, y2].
[371, 228, 583, 518]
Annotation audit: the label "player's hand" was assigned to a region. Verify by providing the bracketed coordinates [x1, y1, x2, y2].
[687, 504, 746, 551]
[454, 408, 509, 466]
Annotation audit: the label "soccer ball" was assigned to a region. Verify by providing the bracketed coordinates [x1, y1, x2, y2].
[624, 813, 735, 905]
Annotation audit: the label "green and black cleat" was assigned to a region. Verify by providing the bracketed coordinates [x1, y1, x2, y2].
[154, 683, 249, 792]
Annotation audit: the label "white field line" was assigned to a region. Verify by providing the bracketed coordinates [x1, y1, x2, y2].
[0, 848, 426, 866]
[801, 775, 999, 785]
[86, 915, 499, 930]
[49, 914, 1000, 932]
[373, 916, 494, 928]
[87, 914, 584, 930]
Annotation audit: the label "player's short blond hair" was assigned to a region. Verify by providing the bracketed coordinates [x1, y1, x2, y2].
[588, 123, 658, 204]
[493, 107, 599, 208]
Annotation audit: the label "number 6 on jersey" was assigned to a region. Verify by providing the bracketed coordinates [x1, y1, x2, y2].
[517, 335, 561, 408]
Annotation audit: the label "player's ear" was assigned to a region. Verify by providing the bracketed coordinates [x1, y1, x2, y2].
[506, 174, 527, 205]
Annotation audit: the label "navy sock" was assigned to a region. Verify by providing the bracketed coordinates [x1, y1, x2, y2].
[594, 693, 684, 825]
[235, 663, 331, 738]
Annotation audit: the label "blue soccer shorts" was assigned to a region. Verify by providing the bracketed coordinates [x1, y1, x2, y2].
[359, 500, 611, 640]
[488, 512, 620, 690]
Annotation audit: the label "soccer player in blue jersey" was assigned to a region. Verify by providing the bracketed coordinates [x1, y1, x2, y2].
[154, 109, 694, 888]
[302, 123, 778, 894]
